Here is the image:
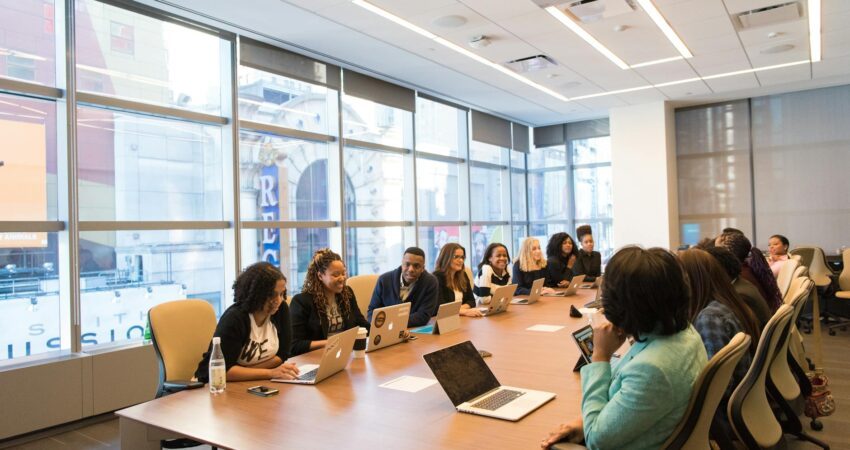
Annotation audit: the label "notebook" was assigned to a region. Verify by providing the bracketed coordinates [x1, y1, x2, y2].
[424, 341, 556, 421]
[272, 326, 357, 385]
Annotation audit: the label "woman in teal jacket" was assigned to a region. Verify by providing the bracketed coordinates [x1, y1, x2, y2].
[542, 247, 707, 450]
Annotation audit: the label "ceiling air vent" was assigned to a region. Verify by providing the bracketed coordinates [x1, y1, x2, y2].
[735, 2, 802, 30]
[505, 55, 558, 73]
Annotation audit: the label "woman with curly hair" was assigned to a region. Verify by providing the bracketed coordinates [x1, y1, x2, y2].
[290, 249, 369, 356]
[545, 232, 579, 287]
[195, 262, 299, 382]
[716, 231, 783, 311]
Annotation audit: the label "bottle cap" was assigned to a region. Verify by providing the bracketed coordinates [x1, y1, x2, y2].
[212, 337, 221, 344]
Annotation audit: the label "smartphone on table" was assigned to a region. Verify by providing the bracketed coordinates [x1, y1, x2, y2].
[247, 385, 279, 397]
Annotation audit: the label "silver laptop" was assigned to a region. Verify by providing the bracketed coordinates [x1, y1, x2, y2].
[580, 275, 603, 289]
[557, 275, 586, 297]
[272, 326, 357, 385]
[511, 277, 544, 305]
[410, 300, 462, 335]
[583, 285, 603, 309]
[366, 302, 411, 352]
[478, 284, 517, 316]
[424, 341, 556, 421]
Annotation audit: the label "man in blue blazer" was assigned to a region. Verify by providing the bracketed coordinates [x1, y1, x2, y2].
[367, 247, 439, 328]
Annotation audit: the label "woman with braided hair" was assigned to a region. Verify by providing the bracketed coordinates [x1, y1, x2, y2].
[290, 249, 369, 356]
[195, 261, 300, 382]
[716, 231, 783, 311]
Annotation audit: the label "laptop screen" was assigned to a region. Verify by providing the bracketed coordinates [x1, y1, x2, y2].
[423, 341, 500, 406]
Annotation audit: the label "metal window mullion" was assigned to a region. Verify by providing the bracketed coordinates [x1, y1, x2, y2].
[470, 221, 510, 226]
[343, 138, 410, 155]
[76, 92, 228, 126]
[571, 162, 610, 170]
[566, 140, 576, 235]
[0, 221, 66, 232]
[469, 160, 509, 171]
[411, 108, 420, 249]
[337, 78, 347, 265]
[346, 221, 413, 228]
[239, 120, 336, 143]
[465, 110, 474, 255]
[241, 220, 338, 229]
[418, 221, 468, 227]
[0, 78, 63, 100]
[227, 36, 242, 285]
[78, 221, 231, 231]
[415, 151, 465, 165]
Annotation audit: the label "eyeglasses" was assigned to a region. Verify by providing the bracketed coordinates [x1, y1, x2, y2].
[452, 254, 465, 260]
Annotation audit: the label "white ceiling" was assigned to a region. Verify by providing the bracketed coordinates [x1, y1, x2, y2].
[148, 0, 850, 126]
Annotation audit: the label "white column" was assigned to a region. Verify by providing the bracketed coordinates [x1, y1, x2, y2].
[610, 101, 679, 250]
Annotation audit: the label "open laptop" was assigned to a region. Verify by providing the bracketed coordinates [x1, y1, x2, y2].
[583, 285, 603, 309]
[410, 301, 462, 335]
[478, 284, 517, 316]
[424, 341, 556, 421]
[366, 302, 411, 353]
[580, 275, 603, 289]
[549, 275, 586, 297]
[511, 277, 544, 305]
[272, 326, 357, 385]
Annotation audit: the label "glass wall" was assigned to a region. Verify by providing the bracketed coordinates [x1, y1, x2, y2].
[0, 0, 536, 363]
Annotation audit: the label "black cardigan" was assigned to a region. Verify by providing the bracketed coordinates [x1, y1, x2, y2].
[512, 264, 549, 295]
[545, 255, 575, 286]
[289, 286, 369, 356]
[194, 301, 292, 382]
[573, 250, 602, 279]
[433, 270, 476, 309]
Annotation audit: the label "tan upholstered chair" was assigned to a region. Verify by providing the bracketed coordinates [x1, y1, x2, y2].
[826, 248, 850, 335]
[347, 274, 379, 316]
[465, 266, 474, 287]
[728, 305, 793, 449]
[662, 333, 752, 450]
[148, 299, 217, 397]
[790, 247, 833, 287]
[777, 258, 800, 301]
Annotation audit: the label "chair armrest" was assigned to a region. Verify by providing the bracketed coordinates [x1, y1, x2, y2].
[163, 380, 204, 393]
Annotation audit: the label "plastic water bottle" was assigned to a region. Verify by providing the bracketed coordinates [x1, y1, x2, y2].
[208, 337, 226, 394]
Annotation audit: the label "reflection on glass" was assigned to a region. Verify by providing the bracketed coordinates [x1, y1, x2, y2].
[77, 107, 223, 221]
[470, 140, 508, 165]
[417, 158, 460, 221]
[574, 166, 613, 220]
[512, 169, 528, 222]
[574, 220, 614, 263]
[511, 225, 527, 259]
[0, 232, 60, 360]
[415, 97, 466, 158]
[0, 0, 56, 86]
[470, 225, 508, 270]
[344, 147, 406, 221]
[75, 0, 224, 114]
[345, 227, 412, 276]
[78, 230, 224, 348]
[239, 131, 332, 222]
[470, 166, 504, 221]
[529, 145, 566, 170]
[528, 170, 567, 221]
[342, 96, 412, 148]
[571, 136, 611, 164]
[0, 94, 57, 221]
[241, 228, 341, 294]
[418, 226, 462, 271]
[529, 223, 568, 248]
[238, 66, 338, 136]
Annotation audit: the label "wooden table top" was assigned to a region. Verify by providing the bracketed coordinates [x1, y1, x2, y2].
[117, 289, 599, 450]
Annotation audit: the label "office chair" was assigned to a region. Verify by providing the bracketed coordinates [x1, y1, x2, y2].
[777, 258, 800, 300]
[662, 333, 751, 450]
[728, 305, 793, 449]
[346, 274, 379, 317]
[791, 247, 833, 288]
[148, 299, 217, 449]
[825, 248, 850, 335]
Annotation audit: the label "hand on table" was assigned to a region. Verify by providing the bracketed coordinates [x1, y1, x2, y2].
[269, 362, 300, 380]
[541, 418, 583, 448]
[460, 307, 484, 318]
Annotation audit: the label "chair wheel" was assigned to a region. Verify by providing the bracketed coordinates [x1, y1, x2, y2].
[811, 419, 824, 431]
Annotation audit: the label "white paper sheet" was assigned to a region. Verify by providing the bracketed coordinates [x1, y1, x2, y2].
[379, 375, 438, 393]
[579, 307, 598, 315]
[526, 324, 565, 332]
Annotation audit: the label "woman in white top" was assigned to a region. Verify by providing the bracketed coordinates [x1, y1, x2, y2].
[473, 243, 512, 305]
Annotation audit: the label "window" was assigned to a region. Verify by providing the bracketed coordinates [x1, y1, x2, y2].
[416, 158, 461, 222]
[418, 225, 462, 270]
[342, 95, 412, 148]
[109, 21, 134, 55]
[345, 226, 413, 276]
[0, 0, 56, 86]
[344, 147, 407, 222]
[569, 120, 613, 261]
[415, 97, 465, 158]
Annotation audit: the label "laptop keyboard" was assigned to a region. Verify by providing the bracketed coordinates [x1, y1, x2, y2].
[584, 299, 601, 308]
[471, 389, 525, 411]
[297, 368, 318, 381]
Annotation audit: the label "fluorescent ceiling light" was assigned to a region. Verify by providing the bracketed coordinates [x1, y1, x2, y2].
[701, 60, 809, 80]
[634, 0, 693, 58]
[352, 0, 568, 101]
[545, 6, 630, 70]
[808, 0, 821, 62]
[629, 56, 684, 69]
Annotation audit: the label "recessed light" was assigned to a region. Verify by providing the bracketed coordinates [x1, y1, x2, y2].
[760, 44, 794, 54]
[767, 31, 782, 39]
[613, 24, 629, 32]
[547, 73, 559, 79]
[432, 15, 467, 28]
[808, 0, 821, 62]
[634, 0, 693, 58]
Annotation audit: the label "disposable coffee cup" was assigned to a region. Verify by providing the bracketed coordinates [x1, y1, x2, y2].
[353, 327, 367, 358]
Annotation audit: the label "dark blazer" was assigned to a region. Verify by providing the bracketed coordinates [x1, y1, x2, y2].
[733, 277, 772, 328]
[194, 301, 292, 382]
[367, 266, 439, 328]
[546, 255, 575, 287]
[289, 286, 369, 356]
[573, 250, 602, 279]
[433, 270, 475, 309]
[512, 264, 548, 296]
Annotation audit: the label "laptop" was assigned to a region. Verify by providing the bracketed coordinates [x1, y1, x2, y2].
[410, 301, 462, 335]
[478, 284, 517, 316]
[583, 285, 602, 309]
[366, 302, 411, 353]
[511, 278, 544, 305]
[559, 275, 586, 297]
[580, 275, 603, 289]
[424, 341, 556, 421]
[272, 326, 357, 385]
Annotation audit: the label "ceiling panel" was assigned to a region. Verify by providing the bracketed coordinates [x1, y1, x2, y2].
[704, 73, 760, 92]
[367, 0, 459, 17]
[813, 55, 850, 79]
[633, 59, 699, 84]
[659, 0, 729, 24]
[657, 79, 713, 99]
[674, 15, 738, 44]
[583, 12, 676, 64]
[754, 63, 811, 86]
[823, 30, 850, 59]
[458, 0, 541, 21]
[616, 89, 669, 105]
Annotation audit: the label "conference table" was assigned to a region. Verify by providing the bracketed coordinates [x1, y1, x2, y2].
[117, 288, 602, 449]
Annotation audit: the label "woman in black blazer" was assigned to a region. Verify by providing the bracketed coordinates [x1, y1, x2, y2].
[573, 225, 602, 279]
[290, 249, 369, 356]
[433, 243, 482, 317]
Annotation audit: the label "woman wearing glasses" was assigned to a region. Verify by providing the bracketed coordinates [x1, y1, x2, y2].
[195, 261, 300, 382]
[290, 248, 370, 356]
[434, 243, 483, 317]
